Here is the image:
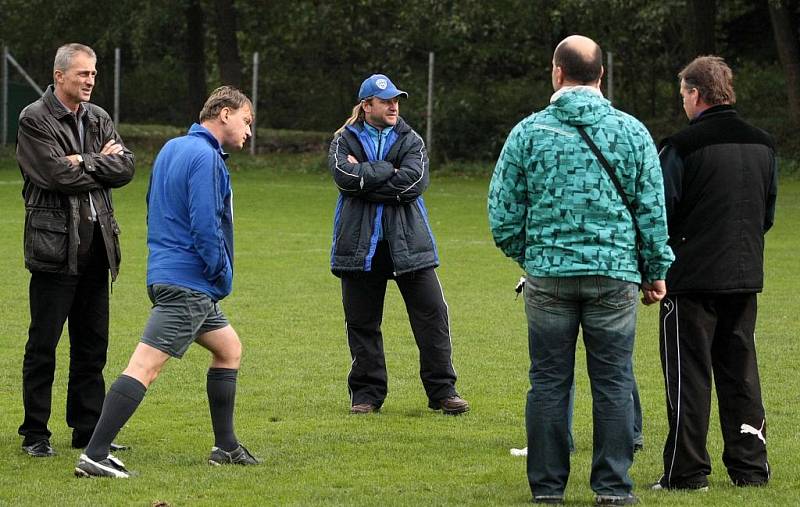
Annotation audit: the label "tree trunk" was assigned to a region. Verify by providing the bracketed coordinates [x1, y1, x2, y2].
[184, 0, 207, 118]
[687, 0, 717, 57]
[214, 0, 242, 88]
[768, 2, 800, 127]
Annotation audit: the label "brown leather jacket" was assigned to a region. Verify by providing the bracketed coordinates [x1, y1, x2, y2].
[16, 85, 135, 280]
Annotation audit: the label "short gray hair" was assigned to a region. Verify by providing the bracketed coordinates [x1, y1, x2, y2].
[53, 43, 96, 73]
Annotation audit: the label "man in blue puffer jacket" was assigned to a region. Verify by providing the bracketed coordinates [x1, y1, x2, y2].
[329, 74, 469, 416]
[74, 86, 260, 478]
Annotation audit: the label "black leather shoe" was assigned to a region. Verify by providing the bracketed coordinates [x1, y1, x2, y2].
[109, 442, 130, 452]
[23, 439, 55, 457]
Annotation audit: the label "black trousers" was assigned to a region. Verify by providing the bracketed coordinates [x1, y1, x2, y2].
[341, 242, 458, 407]
[19, 231, 109, 447]
[658, 293, 769, 487]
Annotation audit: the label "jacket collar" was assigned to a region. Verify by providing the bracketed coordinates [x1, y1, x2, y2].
[690, 104, 736, 125]
[348, 116, 410, 136]
[42, 84, 96, 122]
[188, 123, 229, 160]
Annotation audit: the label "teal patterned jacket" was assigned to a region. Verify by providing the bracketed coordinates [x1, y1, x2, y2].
[488, 87, 674, 283]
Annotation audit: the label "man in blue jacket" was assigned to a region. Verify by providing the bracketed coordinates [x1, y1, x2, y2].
[329, 74, 469, 415]
[74, 86, 259, 478]
[489, 35, 673, 505]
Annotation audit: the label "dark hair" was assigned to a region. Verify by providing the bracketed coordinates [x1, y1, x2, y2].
[678, 56, 736, 106]
[198, 86, 253, 122]
[553, 42, 602, 84]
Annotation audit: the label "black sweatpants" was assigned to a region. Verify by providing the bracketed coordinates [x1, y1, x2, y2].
[19, 228, 110, 447]
[658, 293, 769, 487]
[340, 241, 458, 407]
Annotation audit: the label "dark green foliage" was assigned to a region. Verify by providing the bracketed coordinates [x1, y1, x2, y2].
[0, 0, 796, 159]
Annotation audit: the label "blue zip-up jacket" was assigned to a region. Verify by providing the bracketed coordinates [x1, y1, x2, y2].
[146, 123, 234, 301]
[328, 117, 438, 276]
[363, 122, 394, 240]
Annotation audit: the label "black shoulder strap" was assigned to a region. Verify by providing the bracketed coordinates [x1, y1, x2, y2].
[575, 126, 641, 239]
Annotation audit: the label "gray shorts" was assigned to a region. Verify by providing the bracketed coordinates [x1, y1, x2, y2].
[141, 284, 229, 358]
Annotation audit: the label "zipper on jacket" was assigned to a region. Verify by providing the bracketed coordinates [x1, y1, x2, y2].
[388, 235, 398, 277]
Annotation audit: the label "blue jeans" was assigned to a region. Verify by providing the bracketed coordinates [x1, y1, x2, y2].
[524, 275, 637, 497]
[566, 375, 642, 452]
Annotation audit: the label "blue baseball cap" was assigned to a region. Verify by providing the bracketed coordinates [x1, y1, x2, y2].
[358, 74, 408, 101]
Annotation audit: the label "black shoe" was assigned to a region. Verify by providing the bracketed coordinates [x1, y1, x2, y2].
[74, 453, 131, 478]
[595, 494, 638, 505]
[731, 478, 768, 487]
[532, 495, 564, 504]
[109, 442, 130, 452]
[23, 439, 55, 457]
[651, 481, 708, 492]
[208, 443, 261, 466]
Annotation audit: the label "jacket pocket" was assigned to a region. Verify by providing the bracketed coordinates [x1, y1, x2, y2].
[26, 210, 68, 265]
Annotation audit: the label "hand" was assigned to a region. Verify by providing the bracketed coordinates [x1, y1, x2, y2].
[347, 155, 358, 164]
[65, 154, 82, 166]
[641, 279, 666, 305]
[100, 139, 124, 156]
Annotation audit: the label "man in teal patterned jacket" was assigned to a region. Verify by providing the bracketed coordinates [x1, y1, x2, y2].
[488, 35, 673, 505]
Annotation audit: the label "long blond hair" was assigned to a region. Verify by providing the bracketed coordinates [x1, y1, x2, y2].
[334, 99, 370, 136]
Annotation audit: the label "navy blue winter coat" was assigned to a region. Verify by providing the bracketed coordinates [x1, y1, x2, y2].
[328, 118, 439, 276]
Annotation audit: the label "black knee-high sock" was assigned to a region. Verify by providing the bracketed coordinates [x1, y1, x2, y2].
[207, 367, 239, 451]
[85, 374, 146, 461]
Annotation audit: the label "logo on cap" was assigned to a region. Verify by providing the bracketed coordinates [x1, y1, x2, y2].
[376, 79, 388, 90]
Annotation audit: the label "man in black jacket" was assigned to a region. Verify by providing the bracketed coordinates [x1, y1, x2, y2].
[16, 43, 134, 457]
[653, 56, 776, 491]
[328, 74, 468, 415]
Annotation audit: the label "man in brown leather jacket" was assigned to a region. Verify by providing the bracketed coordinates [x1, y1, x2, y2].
[16, 43, 134, 457]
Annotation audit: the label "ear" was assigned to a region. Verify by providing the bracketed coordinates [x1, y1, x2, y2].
[598, 65, 605, 86]
[553, 66, 564, 86]
[361, 99, 371, 112]
[220, 107, 230, 124]
[53, 70, 63, 84]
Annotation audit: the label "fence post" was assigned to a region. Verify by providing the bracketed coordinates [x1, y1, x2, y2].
[426, 51, 434, 155]
[114, 47, 121, 127]
[250, 51, 259, 156]
[2, 46, 8, 146]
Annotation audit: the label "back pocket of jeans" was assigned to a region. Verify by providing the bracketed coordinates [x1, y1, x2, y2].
[524, 278, 559, 307]
[597, 280, 637, 310]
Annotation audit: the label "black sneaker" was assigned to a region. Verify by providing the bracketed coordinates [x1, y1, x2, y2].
[651, 480, 708, 492]
[532, 495, 564, 504]
[23, 439, 55, 457]
[208, 444, 261, 466]
[74, 453, 131, 478]
[595, 494, 638, 505]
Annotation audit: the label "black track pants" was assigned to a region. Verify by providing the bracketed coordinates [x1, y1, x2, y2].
[340, 242, 458, 407]
[658, 293, 769, 487]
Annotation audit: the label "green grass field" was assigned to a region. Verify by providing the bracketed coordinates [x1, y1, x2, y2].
[0, 146, 797, 506]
